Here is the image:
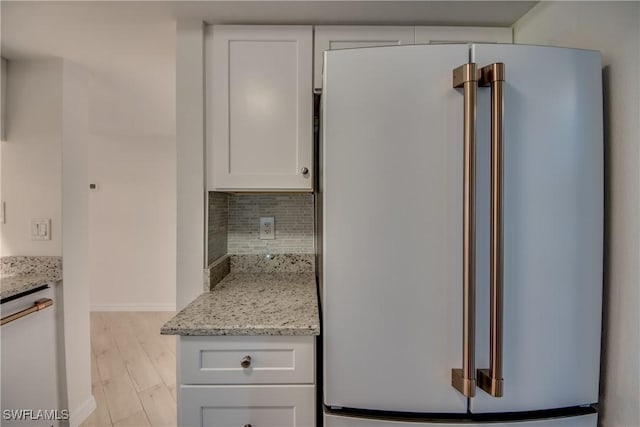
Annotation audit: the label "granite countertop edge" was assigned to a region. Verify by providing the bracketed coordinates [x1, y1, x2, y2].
[0, 273, 62, 300]
[161, 272, 320, 337]
[161, 325, 320, 336]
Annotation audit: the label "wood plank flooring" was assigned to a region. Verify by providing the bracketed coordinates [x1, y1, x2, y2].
[81, 312, 177, 427]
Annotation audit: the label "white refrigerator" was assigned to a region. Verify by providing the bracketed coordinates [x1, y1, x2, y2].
[321, 44, 602, 426]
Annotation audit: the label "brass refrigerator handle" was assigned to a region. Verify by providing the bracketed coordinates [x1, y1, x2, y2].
[0, 298, 54, 327]
[478, 63, 505, 398]
[451, 63, 478, 398]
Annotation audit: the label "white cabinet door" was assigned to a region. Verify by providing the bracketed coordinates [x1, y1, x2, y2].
[208, 26, 313, 191]
[180, 335, 314, 385]
[415, 26, 512, 44]
[314, 26, 414, 89]
[180, 385, 315, 427]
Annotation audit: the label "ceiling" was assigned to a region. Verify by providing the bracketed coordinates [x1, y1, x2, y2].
[0, 0, 537, 137]
[1, 1, 537, 59]
[170, 1, 539, 26]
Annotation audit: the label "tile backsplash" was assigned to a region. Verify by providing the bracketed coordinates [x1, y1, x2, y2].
[207, 192, 314, 264]
[208, 192, 229, 265]
[228, 194, 314, 255]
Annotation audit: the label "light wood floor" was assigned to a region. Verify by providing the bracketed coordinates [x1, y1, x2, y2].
[81, 312, 177, 427]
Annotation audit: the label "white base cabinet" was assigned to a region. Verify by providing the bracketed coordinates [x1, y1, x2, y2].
[181, 385, 315, 427]
[179, 336, 316, 427]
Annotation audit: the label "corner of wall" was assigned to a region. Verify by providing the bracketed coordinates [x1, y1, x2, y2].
[176, 20, 206, 310]
[61, 59, 93, 426]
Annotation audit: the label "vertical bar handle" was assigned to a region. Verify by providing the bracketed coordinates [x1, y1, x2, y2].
[478, 63, 505, 398]
[451, 63, 478, 398]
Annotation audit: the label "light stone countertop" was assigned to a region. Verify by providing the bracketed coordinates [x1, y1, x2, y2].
[161, 272, 319, 336]
[1, 273, 61, 300]
[1, 256, 62, 300]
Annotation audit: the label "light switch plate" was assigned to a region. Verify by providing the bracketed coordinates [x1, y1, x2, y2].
[30, 218, 51, 241]
[259, 217, 275, 240]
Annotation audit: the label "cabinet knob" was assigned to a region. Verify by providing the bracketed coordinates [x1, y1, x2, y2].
[300, 167, 309, 175]
[244, 425, 252, 427]
[240, 355, 252, 368]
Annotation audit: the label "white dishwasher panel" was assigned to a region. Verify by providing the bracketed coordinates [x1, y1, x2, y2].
[0, 285, 64, 426]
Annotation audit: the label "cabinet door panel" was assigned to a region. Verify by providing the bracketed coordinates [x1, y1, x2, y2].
[229, 40, 298, 175]
[209, 25, 313, 191]
[415, 26, 512, 44]
[180, 336, 314, 385]
[180, 385, 315, 427]
[314, 26, 414, 89]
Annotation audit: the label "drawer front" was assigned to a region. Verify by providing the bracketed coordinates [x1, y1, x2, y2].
[180, 385, 315, 427]
[180, 336, 314, 384]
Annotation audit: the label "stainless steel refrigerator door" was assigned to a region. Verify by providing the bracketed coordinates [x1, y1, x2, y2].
[471, 44, 603, 413]
[322, 44, 469, 413]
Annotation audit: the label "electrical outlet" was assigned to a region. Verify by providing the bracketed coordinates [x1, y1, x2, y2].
[30, 218, 51, 241]
[259, 217, 275, 240]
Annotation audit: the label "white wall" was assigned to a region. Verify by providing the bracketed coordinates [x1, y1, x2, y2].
[1, 58, 94, 426]
[84, 20, 177, 311]
[1, 1, 178, 310]
[1, 59, 62, 256]
[176, 21, 205, 311]
[61, 60, 95, 426]
[88, 132, 176, 310]
[514, 3, 640, 427]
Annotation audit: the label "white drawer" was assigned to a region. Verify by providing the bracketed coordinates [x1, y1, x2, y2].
[180, 385, 315, 427]
[180, 335, 314, 384]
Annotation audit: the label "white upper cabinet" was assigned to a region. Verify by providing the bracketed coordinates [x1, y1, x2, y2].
[208, 26, 313, 191]
[314, 26, 511, 90]
[207, 25, 510, 191]
[415, 26, 512, 44]
[314, 26, 415, 90]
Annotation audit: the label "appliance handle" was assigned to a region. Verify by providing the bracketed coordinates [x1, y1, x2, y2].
[451, 63, 478, 398]
[0, 298, 54, 327]
[478, 63, 505, 398]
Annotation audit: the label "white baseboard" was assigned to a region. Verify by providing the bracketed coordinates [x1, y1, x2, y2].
[69, 395, 96, 427]
[90, 303, 176, 312]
